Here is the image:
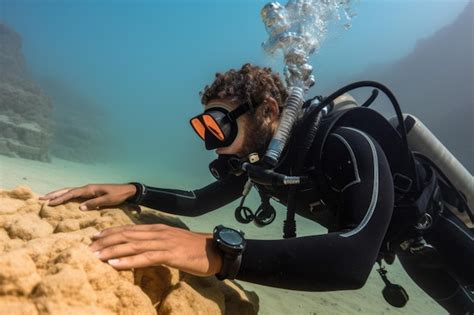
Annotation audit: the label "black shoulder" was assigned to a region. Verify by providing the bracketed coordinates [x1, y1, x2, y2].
[322, 126, 385, 193]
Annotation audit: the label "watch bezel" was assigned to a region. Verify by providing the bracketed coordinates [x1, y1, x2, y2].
[214, 225, 246, 253]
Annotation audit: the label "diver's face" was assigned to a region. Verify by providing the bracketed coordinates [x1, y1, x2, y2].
[204, 99, 248, 157]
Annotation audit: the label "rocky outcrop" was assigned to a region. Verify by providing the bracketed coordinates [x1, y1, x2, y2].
[38, 78, 108, 164]
[0, 23, 53, 162]
[0, 186, 259, 315]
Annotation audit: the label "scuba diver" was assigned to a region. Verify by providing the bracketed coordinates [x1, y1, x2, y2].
[41, 64, 473, 314]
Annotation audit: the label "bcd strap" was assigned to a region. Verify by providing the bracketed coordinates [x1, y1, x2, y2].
[384, 163, 441, 249]
[438, 180, 468, 212]
[413, 165, 438, 219]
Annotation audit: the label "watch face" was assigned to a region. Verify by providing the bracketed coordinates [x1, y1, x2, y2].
[219, 228, 243, 246]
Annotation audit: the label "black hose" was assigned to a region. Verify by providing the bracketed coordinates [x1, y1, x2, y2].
[315, 81, 416, 187]
[283, 109, 324, 238]
[362, 89, 379, 107]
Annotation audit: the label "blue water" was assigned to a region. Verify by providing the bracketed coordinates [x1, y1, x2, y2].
[1, 0, 469, 186]
[0, 1, 471, 313]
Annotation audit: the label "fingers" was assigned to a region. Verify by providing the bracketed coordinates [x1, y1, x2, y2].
[89, 226, 215, 275]
[92, 224, 169, 239]
[106, 251, 168, 270]
[94, 240, 167, 261]
[46, 186, 97, 206]
[39, 187, 72, 200]
[89, 224, 174, 270]
[47, 188, 84, 206]
[89, 229, 165, 252]
[80, 195, 115, 211]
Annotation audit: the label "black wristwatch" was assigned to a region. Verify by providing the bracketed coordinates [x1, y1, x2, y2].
[213, 225, 246, 280]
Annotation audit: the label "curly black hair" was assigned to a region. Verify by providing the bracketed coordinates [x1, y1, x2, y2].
[200, 63, 288, 109]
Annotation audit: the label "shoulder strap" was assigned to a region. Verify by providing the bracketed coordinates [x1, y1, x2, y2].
[333, 107, 420, 197]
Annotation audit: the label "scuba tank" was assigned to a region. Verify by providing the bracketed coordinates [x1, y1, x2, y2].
[329, 93, 359, 111]
[389, 115, 474, 226]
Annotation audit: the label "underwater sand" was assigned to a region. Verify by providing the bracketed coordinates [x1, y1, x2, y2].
[0, 155, 446, 314]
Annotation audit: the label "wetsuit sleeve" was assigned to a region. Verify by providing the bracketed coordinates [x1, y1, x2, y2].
[236, 126, 394, 291]
[128, 174, 247, 217]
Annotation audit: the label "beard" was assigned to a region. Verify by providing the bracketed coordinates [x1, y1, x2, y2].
[237, 116, 274, 158]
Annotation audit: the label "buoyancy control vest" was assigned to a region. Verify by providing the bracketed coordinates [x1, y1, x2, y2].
[210, 85, 472, 248]
[302, 98, 472, 256]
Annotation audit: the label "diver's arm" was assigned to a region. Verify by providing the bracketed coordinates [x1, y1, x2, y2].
[236, 127, 394, 290]
[127, 174, 247, 216]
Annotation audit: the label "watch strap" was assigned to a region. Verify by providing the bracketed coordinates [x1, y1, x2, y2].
[216, 251, 243, 280]
[213, 225, 245, 280]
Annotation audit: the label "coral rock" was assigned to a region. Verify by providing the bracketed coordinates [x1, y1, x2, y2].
[0, 186, 259, 315]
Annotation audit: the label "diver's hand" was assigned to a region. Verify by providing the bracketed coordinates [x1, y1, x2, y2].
[39, 184, 137, 210]
[88, 224, 223, 277]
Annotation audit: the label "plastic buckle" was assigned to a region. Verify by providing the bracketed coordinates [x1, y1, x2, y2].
[415, 213, 433, 231]
[393, 173, 413, 193]
[248, 153, 260, 164]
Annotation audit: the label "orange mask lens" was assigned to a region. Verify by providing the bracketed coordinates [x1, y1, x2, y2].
[203, 114, 225, 141]
[190, 118, 206, 140]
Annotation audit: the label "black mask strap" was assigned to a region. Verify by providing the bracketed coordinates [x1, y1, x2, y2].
[227, 103, 251, 122]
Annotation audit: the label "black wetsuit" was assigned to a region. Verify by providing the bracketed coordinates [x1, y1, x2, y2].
[130, 111, 473, 313]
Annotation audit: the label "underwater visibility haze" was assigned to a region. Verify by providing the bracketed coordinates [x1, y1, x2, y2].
[0, 0, 472, 314]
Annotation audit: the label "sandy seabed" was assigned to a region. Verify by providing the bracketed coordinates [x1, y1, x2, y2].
[0, 155, 446, 314]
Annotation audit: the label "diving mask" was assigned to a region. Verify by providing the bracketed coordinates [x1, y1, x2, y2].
[190, 103, 250, 150]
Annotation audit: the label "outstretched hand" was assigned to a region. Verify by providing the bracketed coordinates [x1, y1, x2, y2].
[88, 224, 223, 277]
[39, 184, 137, 210]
